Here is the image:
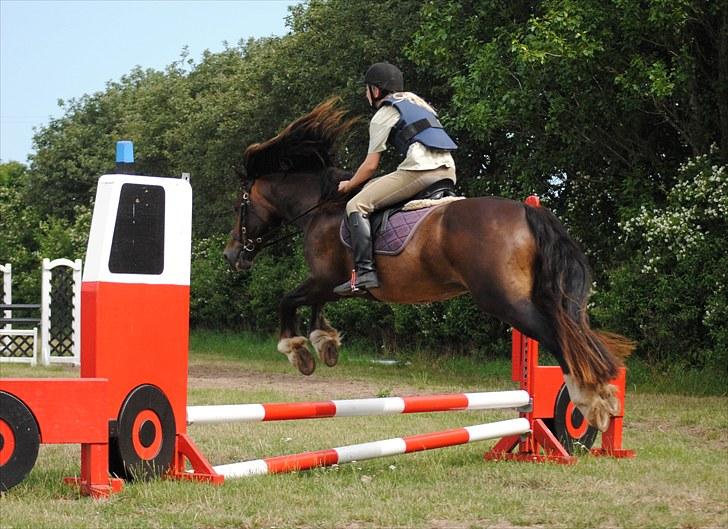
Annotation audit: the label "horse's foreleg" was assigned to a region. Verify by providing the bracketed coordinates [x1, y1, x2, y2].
[278, 283, 318, 375]
[309, 303, 341, 367]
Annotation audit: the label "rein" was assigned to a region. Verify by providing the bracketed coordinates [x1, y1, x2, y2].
[234, 186, 331, 254]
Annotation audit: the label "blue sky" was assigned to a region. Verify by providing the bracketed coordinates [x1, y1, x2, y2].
[0, 0, 297, 163]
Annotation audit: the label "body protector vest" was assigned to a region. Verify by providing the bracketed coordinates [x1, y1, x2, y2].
[381, 96, 458, 156]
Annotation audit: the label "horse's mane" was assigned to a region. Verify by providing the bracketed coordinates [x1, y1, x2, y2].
[244, 97, 359, 181]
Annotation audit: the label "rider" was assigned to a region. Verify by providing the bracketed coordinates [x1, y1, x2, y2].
[334, 62, 458, 296]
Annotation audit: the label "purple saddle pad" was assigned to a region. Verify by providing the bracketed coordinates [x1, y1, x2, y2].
[340, 207, 436, 256]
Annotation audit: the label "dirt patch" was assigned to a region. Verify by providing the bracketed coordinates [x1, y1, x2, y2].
[188, 362, 420, 399]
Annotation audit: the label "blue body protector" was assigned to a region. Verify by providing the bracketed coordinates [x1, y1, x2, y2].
[381, 95, 457, 156]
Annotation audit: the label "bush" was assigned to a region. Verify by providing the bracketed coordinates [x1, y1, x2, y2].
[190, 235, 249, 328]
[595, 149, 727, 367]
[390, 298, 510, 357]
[0, 162, 90, 304]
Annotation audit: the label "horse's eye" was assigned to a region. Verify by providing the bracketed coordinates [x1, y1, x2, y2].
[233, 205, 240, 214]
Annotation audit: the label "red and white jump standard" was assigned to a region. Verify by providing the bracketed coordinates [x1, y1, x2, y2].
[0, 174, 219, 497]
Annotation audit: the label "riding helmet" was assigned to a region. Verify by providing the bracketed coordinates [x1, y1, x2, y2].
[364, 62, 404, 93]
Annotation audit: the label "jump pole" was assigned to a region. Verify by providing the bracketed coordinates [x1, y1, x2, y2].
[214, 418, 530, 478]
[187, 390, 530, 425]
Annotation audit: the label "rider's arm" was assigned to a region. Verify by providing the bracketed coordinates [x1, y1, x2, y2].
[338, 152, 381, 193]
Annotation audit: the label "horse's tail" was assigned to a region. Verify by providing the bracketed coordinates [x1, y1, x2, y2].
[523, 204, 634, 388]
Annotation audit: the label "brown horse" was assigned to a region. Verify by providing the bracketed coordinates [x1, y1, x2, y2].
[224, 98, 634, 432]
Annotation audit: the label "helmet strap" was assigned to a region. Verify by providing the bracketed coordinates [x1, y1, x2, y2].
[367, 85, 386, 109]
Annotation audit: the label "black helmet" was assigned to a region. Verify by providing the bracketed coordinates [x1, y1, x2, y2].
[364, 62, 404, 93]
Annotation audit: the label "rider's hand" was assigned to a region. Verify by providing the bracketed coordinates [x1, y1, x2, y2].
[338, 180, 352, 194]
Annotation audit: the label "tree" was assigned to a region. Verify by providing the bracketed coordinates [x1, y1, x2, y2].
[13, 0, 724, 364]
[1, 162, 40, 302]
[409, 0, 727, 273]
[28, 65, 191, 221]
[595, 149, 727, 365]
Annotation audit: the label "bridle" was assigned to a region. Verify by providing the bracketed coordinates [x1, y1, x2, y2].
[233, 185, 261, 253]
[232, 180, 331, 255]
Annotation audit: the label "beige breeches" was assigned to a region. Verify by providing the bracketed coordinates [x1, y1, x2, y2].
[345, 165, 456, 216]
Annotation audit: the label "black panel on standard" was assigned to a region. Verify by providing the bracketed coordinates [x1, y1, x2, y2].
[108, 184, 165, 274]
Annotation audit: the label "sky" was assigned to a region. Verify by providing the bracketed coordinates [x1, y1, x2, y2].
[0, 0, 297, 164]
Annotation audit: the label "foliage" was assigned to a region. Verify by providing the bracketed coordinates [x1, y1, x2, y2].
[190, 234, 249, 328]
[1, 162, 91, 303]
[2, 0, 725, 366]
[409, 0, 726, 270]
[388, 298, 510, 357]
[0, 162, 40, 302]
[245, 243, 308, 332]
[325, 297, 396, 347]
[595, 150, 727, 366]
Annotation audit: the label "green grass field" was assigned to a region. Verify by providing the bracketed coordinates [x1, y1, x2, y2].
[1, 331, 726, 529]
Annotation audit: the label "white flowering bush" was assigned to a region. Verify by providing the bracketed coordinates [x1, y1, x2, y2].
[621, 153, 727, 274]
[595, 149, 727, 366]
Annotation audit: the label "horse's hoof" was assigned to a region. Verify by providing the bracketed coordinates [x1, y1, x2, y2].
[310, 329, 341, 368]
[563, 376, 620, 432]
[320, 341, 339, 367]
[294, 347, 316, 375]
[587, 403, 612, 432]
[278, 337, 316, 375]
[587, 384, 620, 432]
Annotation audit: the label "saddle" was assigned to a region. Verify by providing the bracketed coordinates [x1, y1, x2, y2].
[370, 179, 457, 236]
[340, 179, 460, 256]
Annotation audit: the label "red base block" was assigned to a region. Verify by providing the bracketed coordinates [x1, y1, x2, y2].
[170, 433, 224, 485]
[63, 442, 124, 499]
[486, 451, 577, 464]
[593, 416, 636, 458]
[485, 419, 577, 464]
[63, 477, 124, 499]
[486, 418, 636, 464]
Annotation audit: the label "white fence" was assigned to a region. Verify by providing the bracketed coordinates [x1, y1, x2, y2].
[0, 259, 82, 366]
[1, 263, 10, 330]
[0, 263, 38, 366]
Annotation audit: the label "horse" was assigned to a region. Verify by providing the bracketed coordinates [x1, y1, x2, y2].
[223, 98, 634, 432]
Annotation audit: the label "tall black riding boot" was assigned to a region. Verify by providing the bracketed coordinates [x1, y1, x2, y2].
[334, 212, 380, 296]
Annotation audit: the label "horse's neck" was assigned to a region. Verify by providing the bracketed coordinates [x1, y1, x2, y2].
[268, 169, 346, 230]
[278, 182, 327, 230]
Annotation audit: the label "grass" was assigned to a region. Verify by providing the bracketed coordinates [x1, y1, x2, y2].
[1, 330, 727, 528]
[188, 329, 728, 396]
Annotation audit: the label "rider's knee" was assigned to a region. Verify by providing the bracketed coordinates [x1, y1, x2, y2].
[345, 200, 373, 217]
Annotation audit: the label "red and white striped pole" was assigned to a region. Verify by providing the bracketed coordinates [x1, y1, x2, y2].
[213, 418, 530, 478]
[187, 390, 530, 425]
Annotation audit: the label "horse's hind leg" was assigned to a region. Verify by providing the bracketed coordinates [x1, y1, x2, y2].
[505, 299, 619, 431]
[503, 299, 564, 366]
[309, 303, 341, 367]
